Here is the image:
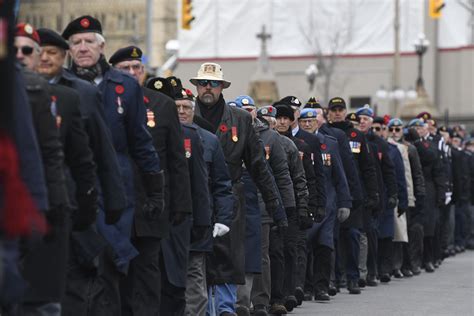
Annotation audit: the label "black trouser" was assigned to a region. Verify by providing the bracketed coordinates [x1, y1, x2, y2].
[62, 246, 121, 316]
[423, 236, 434, 265]
[339, 227, 360, 282]
[392, 242, 404, 271]
[304, 248, 314, 294]
[282, 213, 299, 298]
[159, 251, 186, 316]
[377, 238, 393, 276]
[269, 226, 285, 305]
[403, 207, 424, 271]
[438, 204, 452, 251]
[366, 218, 378, 278]
[295, 229, 308, 291]
[312, 245, 332, 293]
[120, 237, 161, 316]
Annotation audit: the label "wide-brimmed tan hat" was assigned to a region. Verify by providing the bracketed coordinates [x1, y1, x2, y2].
[190, 62, 231, 89]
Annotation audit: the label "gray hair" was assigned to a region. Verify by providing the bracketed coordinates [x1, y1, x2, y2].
[95, 33, 105, 45]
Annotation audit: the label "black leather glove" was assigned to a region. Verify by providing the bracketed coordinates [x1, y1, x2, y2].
[265, 198, 281, 217]
[387, 196, 398, 209]
[313, 206, 326, 223]
[274, 218, 288, 235]
[105, 208, 123, 225]
[366, 194, 380, 211]
[285, 207, 296, 217]
[73, 188, 98, 231]
[397, 207, 408, 217]
[142, 170, 165, 220]
[172, 212, 188, 226]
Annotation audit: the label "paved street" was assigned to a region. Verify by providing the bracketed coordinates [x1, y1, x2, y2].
[292, 251, 474, 316]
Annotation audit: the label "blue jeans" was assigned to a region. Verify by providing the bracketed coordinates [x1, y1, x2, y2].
[207, 284, 237, 316]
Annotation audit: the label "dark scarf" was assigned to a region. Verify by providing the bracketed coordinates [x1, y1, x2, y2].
[329, 120, 353, 132]
[196, 94, 225, 133]
[71, 54, 110, 83]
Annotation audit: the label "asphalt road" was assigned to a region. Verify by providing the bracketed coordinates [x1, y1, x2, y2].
[292, 250, 474, 316]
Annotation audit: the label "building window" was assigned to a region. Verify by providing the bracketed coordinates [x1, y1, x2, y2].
[350, 97, 371, 110]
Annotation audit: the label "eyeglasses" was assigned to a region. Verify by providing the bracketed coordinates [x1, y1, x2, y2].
[372, 126, 386, 132]
[14, 45, 34, 56]
[389, 127, 402, 132]
[197, 79, 221, 88]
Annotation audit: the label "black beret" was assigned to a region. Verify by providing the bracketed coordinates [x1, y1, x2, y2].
[167, 76, 194, 101]
[167, 76, 182, 96]
[278, 96, 302, 108]
[328, 97, 346, 110]
[373, 116, 385, 125]
[304, 97, 322, 109]
[109, 46, 142, 65]
[145, 77, 174, 99]
[62, 15, 102, 40]
[37, 28, 69, 50]
[275, 104, 295, 121]
[346, 112, 359, 123]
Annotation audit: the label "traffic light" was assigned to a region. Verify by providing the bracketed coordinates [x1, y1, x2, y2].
[429, 0, 445, 19]
[181, 0, 195, 30]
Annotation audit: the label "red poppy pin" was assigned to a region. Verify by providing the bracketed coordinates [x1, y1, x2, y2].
[51, 95, 57, 102]
[143, 96, 150, 104]
[423, 142, 429, 148]
[219, 124, 228, 133]
[351, 131, 357, 138]
[80, 18, 90, 29]
[321, 144, 327, 150]
[115, 85, 124, 94]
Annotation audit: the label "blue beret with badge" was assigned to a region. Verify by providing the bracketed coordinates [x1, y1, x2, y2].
[355, 105, 374, 118]
[234, 95, 255, 108]
[299, 108, 318, 119]
[388, 118, 404, 127]
[62, 15, 102, 40]
[407, 118, 426, 127]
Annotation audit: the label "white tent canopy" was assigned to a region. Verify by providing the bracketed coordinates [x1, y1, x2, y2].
[178, 0, 472, 59]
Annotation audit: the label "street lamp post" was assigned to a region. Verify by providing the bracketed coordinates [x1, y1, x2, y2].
[414, 33, 430, 91]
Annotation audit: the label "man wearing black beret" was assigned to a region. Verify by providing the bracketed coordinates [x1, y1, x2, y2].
[62, 15, 165, 316]
[109, 45, 193, 316]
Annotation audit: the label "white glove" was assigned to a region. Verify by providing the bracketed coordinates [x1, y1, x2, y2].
[337, 208, 350, 223]
[213, 223, 230, 237]
[445, 192, 452, 205]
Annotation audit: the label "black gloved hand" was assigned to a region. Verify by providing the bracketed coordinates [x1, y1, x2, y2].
[313, 207, 326, 223]
[387, 196, 398, 209]
[105, 208, 123, 225]
[172, 212, 188, 226]
[285, 207, 296, 217]
[73, 188, 98, 231]
[366, 194, 380, 211]
[274, 218, 288, 235]
[415, 195, 425, 211]
[299, 214, 314, 230]
[142, 170, 165, 220]
[397, 207, 408, 217]
[265, 198, 281, 217]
